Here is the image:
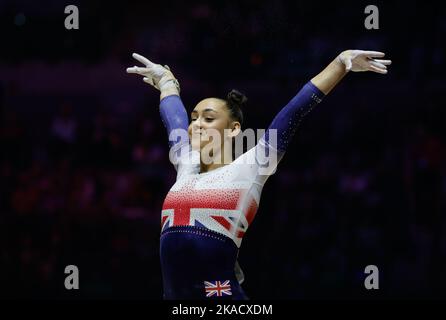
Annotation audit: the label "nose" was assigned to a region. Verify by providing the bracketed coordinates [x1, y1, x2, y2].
[192, 119, 202, 132]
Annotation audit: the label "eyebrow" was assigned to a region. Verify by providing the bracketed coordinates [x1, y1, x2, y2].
[191, 108, 218, 114]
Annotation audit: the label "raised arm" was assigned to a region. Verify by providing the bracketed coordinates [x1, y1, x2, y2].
[126, 53, 189, 148]
[261, 49, 392, 154]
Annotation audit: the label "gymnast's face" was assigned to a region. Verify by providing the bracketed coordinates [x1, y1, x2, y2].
[188, 98, 241, 152]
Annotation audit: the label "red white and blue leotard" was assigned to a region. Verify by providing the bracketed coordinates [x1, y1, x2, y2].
[159, 81, 324, 299]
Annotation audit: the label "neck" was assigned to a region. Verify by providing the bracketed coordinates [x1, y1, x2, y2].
[199, 143, 233, 173]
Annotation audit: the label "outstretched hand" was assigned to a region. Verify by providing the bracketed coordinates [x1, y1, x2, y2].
[126, 53, 180, 92]
[337, 50, 392, 74]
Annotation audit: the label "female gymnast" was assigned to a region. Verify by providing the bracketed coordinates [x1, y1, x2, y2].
[126, 50, 391, 299]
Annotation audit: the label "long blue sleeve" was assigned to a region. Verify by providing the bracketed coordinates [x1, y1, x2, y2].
[262, 81, 325, 153]
[159, 95, 190, 148]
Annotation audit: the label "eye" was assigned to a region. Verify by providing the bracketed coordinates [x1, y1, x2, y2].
[205, 118, 214, 122]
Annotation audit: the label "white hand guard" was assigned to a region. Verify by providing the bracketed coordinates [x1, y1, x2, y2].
[337, 50, 392, 74]
[126, 53, 180, 92]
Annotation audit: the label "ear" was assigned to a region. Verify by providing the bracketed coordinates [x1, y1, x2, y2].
[227, 121, 241, 138]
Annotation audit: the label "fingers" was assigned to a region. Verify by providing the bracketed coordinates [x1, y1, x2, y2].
[369, 65, 388, 74]
[369, 58, 392, 74]
[369, 60, 388, 70]
[374, 59, 392, 66]
[126, 66, 150, 75]
[126, 66, 138, 73]
[360, 51, 385, 58]
[132, 53, 154, 67]
[143, 77, 156, 86]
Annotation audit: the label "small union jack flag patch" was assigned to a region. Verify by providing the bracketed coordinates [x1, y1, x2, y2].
[204, 280, 232, 297]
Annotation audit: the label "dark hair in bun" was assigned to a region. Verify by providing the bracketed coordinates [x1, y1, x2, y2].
[225, 89, 246, 125]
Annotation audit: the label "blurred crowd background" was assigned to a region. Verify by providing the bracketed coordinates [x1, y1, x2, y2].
[1, 0, 446, 299]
